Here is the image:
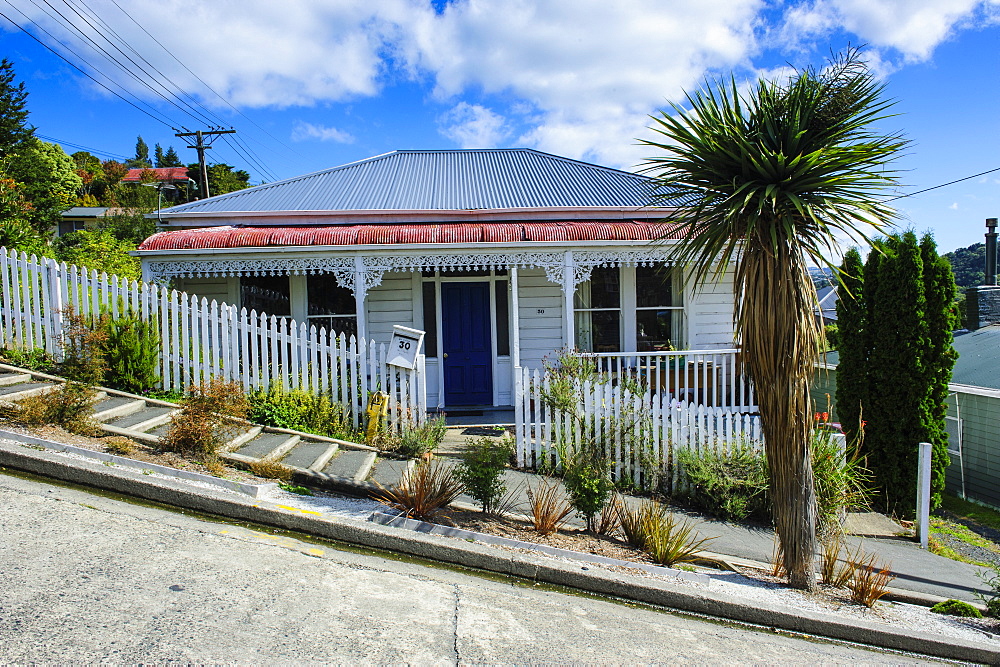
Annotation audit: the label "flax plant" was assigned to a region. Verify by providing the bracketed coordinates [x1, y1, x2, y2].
[642, 48, 907, 589]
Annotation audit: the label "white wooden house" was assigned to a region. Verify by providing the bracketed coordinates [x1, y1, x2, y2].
[135, 149, 736, 410]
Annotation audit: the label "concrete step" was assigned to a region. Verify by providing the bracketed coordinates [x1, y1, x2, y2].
[224, 426, 262, 452]
[128, 409, 180, 433]
[0, 373, 31, 387]
[0, 382, 56, 401]
[91, 398, 147, 422]
[369, 457, 414, 488]
[99, 422, 160, 444]
[260, 435, 300, 462]
[280, 440, 332, 469]
[235, 433, 292, 459]
[322, 449, 374, 480]
[308, 443, 340, 472]
[107, 406, 175, 430]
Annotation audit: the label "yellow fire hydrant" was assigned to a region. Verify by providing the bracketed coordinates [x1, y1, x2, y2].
[365, 391, 389, 445]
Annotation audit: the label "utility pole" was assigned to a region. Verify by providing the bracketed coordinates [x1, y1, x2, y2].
[174, 128, 236, 199]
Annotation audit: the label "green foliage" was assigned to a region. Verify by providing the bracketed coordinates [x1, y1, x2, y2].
[126, 135, 152, 169]
[247, 384, 357, 441]
[838, 232, 958, 516]
[930, 599, 982, 618]
[943, 242, 986, 291]
[278, 482, 314, 496]
[823, 323, 839, 351]
[393, 416, 448, 459]
[454, 436, 515, 514]
[95, 211, 157, 245]
[811, 430, 872, 531]
[189, 163, 251, 197]
[677, 443, 770, 521]
[0, 346, 55, 373]
[372, 460, 464, 522]
[100, 312, 161, 393]
[0, 58, 35, 154]
[161, 378, 249, 459]
[53, 229, 140, 280]
[642, 510, 715, 567]
[562, 455, 615, 532]
[976, 563, 1000, 617]
[58, 312, 107, 387]
[4, 138, 82, 233]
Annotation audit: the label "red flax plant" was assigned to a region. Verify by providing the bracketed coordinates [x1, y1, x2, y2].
[641, 47, 907, 589]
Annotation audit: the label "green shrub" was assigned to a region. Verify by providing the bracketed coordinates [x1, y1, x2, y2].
[812, 430, 872, 532]
[394, 416, 447, 459]
[930, 599, 982, 618]
[563, 455, 615, 532]
[642, 510, 715, 567]
[454, 436, 514, 514]
[248, 384, 357, 440]
[100, 312, 161, 393]
[977, 563, 1000, 617]
[676, 443, 769, 521]
[0, 346, 56, 373]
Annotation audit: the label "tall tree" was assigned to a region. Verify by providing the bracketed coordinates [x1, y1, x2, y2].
[641, 48, 906, 589]
[161, 146, 183, 167]
[126, 135, 152, 169]
[835, 248, 866, 445]
[187, 162, 251, 197]
[154, 143, 165, 168]
[5, 138, 83, 232]
[0, 59, 35, 155]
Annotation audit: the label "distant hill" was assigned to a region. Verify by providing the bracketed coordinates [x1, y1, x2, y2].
[944, 242, 986, 291]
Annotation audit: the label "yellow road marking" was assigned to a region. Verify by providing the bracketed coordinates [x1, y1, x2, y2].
[275, 504, 321, 515]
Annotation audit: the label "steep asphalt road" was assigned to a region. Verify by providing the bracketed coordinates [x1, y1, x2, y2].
[0, 471, 942, 664]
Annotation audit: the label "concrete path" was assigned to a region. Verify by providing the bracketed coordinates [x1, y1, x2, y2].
[438, 424, 995, 605]
[0, 472, 943, 664]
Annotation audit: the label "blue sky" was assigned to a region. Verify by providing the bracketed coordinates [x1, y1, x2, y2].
[2, 0, 998, 255]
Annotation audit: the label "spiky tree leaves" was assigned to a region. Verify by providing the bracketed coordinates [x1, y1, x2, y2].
[641, 48, 906, 590]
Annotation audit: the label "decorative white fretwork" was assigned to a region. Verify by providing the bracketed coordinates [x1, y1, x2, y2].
[145, 247, 680, 295]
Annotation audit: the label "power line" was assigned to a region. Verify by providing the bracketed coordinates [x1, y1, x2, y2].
[35, 133, 130, 160]
[0, 2, 180, 128]
[882, 167, 1000, 203]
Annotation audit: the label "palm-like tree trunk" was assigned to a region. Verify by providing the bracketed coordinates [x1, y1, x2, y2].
[740, 236, 819, 589]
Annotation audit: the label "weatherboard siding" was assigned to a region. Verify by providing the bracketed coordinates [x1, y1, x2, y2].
[517, 268, 564, 370]
[686, 267, 736, 349]
[174, 277, 238, 306]
[366, 272, 415, 343]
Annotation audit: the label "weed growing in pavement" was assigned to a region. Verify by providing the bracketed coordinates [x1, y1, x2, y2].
[846, 547, 895, 607]
[248, 458, 294, 482]
[103, 436, 136, 456]
[392, 416, 448, 459]
[278, 482, 315, 496]
[930, 599, 982, 618]
[454, 435, 515, 515]
[372, 459, 464, 522]
[526, 477, 574, 536]
[161, 378, 250, 461]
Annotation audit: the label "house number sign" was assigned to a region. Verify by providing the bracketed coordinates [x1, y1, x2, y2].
[387, 325, 426, 370]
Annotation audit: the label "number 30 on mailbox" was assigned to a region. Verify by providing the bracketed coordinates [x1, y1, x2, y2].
[387, 325, 426, 369]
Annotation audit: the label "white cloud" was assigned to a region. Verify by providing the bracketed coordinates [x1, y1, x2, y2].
[438, 103, 508, 148]
[413, 0, 765, 168]
[950, 202, 960, 210]
[780, 0, 993, 63]
[291, 121, 354, 143]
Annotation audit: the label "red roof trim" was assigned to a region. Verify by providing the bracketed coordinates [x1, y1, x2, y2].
[122, 167, 190, 183]
[138, 221, 681, 251]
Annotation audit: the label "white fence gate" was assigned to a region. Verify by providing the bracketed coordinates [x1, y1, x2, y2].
[514, 365, 762, 493]
[0, 248, 425, 431]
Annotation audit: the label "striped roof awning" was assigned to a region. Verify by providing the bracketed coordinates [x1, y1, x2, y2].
[139, 221, 682, 251]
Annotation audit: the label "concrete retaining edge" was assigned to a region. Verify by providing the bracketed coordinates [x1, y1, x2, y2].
[0, 439, 997, 663]
[0, 428, 275, 498]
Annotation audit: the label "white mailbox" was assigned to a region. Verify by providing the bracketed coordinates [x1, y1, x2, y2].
[387, 325, 425, 370]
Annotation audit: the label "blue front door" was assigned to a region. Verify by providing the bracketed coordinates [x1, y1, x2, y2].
[442, 282, 493, 406]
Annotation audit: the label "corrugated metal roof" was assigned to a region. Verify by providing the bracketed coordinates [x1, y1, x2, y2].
[158, 149, 657, 215]
[138, 221, 683, 251]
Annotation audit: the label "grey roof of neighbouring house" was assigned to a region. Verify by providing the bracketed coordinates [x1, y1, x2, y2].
[159, 149, 658, 215]
[825, 325, 1000, 390]
[950, 326, 1000, 390]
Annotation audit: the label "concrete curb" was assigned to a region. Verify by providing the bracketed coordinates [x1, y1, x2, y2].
[368, 510, 711, 585]
[0, 439, 997, 663]
[0, 428, 276, 498]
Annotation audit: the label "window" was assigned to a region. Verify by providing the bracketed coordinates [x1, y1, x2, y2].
[635, 265, 684, 350]
[306, 273, 356, 337]
[241, 275, 291, 317]
[574, 266, 621, 352]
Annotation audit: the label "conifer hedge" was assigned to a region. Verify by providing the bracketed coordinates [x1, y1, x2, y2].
[835, 232, 958, 515]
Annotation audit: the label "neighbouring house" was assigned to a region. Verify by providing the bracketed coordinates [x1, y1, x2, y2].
[58, 206, 112, 236]
[134, 149, 737, 411]
[815, 285, 838, 326]
[122, 166, 192, 187]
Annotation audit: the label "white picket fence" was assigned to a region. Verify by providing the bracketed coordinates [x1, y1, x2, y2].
[0, 247, 425, 431]
[514, 365, 762, 493]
